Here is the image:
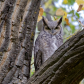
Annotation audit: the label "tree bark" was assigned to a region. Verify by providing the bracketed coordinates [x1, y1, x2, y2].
[0, 0, 41, 84]
[0, 0, 84, 84]
[27, 29, 84, 84]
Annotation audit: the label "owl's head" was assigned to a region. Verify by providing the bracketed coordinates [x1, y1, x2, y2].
[42, 16, 62, 35]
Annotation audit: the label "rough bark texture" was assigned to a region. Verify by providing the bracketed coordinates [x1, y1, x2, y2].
[0, 0, 84, 84]
[27, 29, 84, 84]
[0, 0, 41, 83]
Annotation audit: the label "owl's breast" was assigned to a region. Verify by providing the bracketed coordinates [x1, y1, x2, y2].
[42, 35, 57, 48]
[40, 35, 58, 62]
[51, 36, 58, 50]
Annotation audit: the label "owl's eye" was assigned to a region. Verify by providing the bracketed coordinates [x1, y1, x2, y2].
[45, 26, 51, 30]
[55, 26, 59, 29]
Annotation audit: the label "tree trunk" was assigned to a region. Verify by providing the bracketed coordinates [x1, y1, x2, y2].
[27, 29, 84, 84]
[0, 0, 41, 84]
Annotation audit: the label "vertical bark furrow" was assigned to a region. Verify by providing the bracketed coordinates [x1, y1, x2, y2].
[0, 0, 29, 78]
[11, 0, 28, 40]
[7, 0, 29, 69]
[0, 0, 42, 83]
[0, 19, 10, 52]
[0, 21, 4, 35]
[0, 0, 17, 62]
[22, 0, 41, 79]
[0, 0, 17, 83]
[2, 1, 31, 83]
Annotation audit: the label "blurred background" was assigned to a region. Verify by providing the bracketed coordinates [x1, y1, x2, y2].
[31, 0, 84, 83]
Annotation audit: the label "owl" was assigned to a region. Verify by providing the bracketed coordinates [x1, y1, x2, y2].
[34, 16, 63, 71]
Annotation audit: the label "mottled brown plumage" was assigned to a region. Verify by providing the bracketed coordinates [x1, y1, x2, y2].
[34, 17, 63, 71]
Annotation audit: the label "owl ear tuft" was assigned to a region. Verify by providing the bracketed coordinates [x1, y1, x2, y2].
[42, 16, 48, 26]
[57, 17, 62, 26]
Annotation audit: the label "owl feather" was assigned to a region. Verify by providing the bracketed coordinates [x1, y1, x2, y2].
[34, 16, 63, 71]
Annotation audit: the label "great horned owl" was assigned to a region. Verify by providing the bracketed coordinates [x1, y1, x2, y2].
[34, 17, 63, 71]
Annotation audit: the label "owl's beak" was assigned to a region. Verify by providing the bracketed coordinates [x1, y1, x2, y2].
[51, 29, 54, 34]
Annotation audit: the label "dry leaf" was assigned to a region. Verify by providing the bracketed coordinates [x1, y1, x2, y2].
[37, 7, 44, 22]
[56, 8, 67, 20]
[75, 0, 84, 5]
[39, 7, 44, 16]
[65, 18, 70, 26]
[56, 8, 65, 16]
[37, 16, 42, 22]
[77, 4, 83, 12]
[75, 0, 84, 10]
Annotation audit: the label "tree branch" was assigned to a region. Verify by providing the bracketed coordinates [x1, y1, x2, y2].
[27, 29, 84, 84]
